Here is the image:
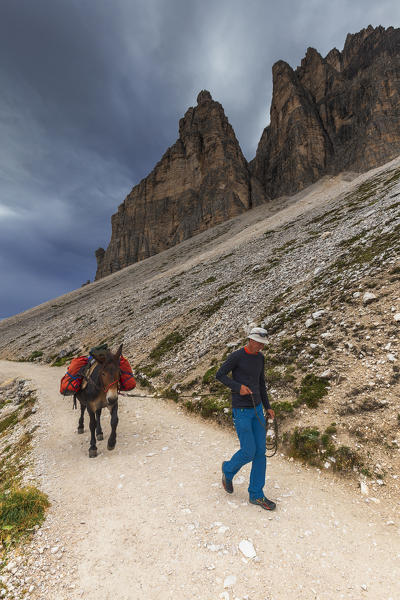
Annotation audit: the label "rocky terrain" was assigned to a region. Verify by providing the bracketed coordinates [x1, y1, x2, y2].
[96, 25, 400, 279]
[252, 25, 400, 198]
[0, 153, 399, 496]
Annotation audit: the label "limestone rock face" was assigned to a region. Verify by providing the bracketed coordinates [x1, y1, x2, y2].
[252, 25, 400, 197]
[95, 90, 265, 279]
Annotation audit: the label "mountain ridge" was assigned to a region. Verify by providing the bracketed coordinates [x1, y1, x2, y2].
[96, 25, 400, 280]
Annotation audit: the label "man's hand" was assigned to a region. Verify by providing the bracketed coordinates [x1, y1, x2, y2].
[239, 385, 252, 395]
[267, 408, 275, 420]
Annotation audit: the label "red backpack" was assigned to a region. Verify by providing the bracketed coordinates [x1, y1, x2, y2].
[60, 354, 136, 395]
[59, 356, 89, 396]
[119, 356, 136, 391]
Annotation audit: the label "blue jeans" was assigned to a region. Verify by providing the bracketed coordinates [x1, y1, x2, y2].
[223, 404, 266, 501]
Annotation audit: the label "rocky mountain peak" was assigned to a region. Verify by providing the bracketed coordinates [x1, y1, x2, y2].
[196, 89, 213, 104]
[95, 90, 265, 280]
[96, 25, 400, 280]
[252, 24, 400, 198]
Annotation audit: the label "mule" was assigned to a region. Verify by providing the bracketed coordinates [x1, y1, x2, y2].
[75, 344, 122, 458]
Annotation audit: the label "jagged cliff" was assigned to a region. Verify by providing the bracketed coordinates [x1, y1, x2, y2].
[96, 25, 400, 280]
[95, 90, 265, 279]
[251, 25, 400, 197]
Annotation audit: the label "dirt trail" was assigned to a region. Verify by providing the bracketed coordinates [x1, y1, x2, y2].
[1, 361, 399, 600]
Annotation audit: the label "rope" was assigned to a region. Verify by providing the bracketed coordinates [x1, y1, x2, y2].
[119, 390, 279, 457]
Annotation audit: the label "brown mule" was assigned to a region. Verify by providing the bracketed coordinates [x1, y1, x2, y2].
[76, 345, 122, 458]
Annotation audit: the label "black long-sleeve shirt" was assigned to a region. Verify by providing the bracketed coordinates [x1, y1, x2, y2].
[215, 347, 270, 410]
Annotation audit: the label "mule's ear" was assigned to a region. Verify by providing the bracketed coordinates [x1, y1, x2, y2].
[115, 343, 123, 359]
[91, 350, 106, 364]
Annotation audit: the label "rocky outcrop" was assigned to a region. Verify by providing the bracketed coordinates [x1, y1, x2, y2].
[95, 90, 265, 279]
[96, 26, 400, 280]
[252, 25, 400, 197]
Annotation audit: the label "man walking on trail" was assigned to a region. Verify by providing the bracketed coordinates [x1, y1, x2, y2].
[216, 327, 276, 510]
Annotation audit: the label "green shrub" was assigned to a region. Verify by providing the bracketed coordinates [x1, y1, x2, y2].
[200, 276, 217, 285]
[162, 387, 179, 402]
[28, 351, 43, 361]
[285, 426, 364, 473]
[149, 331, 185, 361]
[200, 298, 226, 318]
[297, 374, 329, 408]
[270, 401, 294, 418]
[325, 423, 337, 435]
[139, 364, 162, 378]
[51, 353, 74, 367]
[334, 446, 361, 471]
[288, 427, 322, 465]
[202, 365, 219, 385]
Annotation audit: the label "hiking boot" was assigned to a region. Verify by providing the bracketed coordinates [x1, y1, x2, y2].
[222, 461, 233, 494]
[249, 496, 276, 510]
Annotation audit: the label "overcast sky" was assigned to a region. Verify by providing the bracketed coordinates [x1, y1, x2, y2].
[1, 0, 399, 319]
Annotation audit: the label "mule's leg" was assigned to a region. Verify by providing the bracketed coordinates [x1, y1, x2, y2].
[107, 402, 119, 451]
[78, 402, 85, 434]
[96, 408, 103, 440]
[88, 409, 98, 458]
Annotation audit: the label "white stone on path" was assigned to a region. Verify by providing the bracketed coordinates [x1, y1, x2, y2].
[394, 313, 400, 322]
[360, 481, 369, 496]
[224, 575, 237, 588]
[238, 540, 256, 559]
[218, 526, 229, 534]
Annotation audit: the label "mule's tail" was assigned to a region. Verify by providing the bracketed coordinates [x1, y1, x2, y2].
[73, 394, 77, 410]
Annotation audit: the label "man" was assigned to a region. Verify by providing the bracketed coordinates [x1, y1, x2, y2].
[216, 327, 276, 510]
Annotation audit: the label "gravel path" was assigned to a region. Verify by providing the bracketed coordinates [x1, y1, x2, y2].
[1, 360, 399, 600]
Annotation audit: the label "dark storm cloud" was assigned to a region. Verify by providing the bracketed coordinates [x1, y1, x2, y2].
[1, 0, 400, 318]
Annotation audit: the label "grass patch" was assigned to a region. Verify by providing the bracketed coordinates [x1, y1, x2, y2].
[0, 487, 49, 547]
[200, 298, 226, 318]
[152, 295, 176, 308]
[202, 365, 219, 385]
[27, 351, 43, 361]
[184, 396, 231, 420]
[137, 364, 162, 378]
[162, 387, 180, 401]
[200, 276, 217, 286]
[270, 400, 295, 418]
[284, 426, 363, 472]
[296, 374, 329, 408]
[0, 411, 19, 435]
[216, 282, 238, 293]
[266, 366, 295, 386]
[51, 352, 74, 367]
[149, 331, 185, 361]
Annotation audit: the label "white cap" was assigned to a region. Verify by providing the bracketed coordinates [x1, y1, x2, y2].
[248, 327, 268, 344]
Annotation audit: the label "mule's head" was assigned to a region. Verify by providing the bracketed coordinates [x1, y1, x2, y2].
[91, 344, 122, 406]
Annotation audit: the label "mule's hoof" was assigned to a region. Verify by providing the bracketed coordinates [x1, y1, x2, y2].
[107, 442, 116, 451]
[77, 427, 84, 434]
[89, 448, 98, 458]
[96, 433, 104, 440]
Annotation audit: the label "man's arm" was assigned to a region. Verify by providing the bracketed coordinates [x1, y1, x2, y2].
[215, 353, 242, 394]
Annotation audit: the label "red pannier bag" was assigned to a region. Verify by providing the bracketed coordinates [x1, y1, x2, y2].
[60, 356, 89, 396]
[119, 356, 136, 391]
